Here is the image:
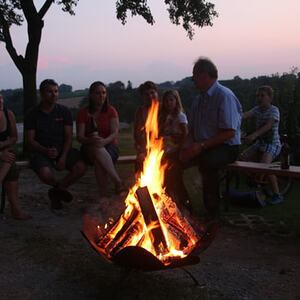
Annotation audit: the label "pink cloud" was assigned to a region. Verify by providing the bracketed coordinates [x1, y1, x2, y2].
[38, 55, 72, 70]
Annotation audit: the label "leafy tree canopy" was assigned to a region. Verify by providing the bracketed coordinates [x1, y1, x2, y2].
[0, 0, 218, 116]
[115, 0, 218, 39]
[0, 0, 218, 41]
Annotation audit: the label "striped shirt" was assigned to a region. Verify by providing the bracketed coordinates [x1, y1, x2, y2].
[249, 105, 281, 146]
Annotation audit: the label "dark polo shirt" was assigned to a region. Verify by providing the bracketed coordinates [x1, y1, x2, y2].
[24, 103, 73, 152]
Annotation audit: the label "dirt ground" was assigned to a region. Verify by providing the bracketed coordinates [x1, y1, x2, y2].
[1, 167, 300, 300]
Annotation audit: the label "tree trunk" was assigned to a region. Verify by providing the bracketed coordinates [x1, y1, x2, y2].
[22, 68, 38, 115]
[21, 65, 38, 157]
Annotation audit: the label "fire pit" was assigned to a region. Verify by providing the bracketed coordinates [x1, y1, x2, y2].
[82, 100, 218, 274]
[82, 211, 217, 272]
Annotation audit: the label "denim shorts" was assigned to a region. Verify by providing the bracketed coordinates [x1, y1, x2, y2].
[250, 142, 281, 159]
[29, 148, 83, 171]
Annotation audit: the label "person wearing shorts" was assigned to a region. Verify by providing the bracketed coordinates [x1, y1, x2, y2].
[24, 79, 87, 209]
[76, 81, 125, 198]
[240, 85, 282, 205]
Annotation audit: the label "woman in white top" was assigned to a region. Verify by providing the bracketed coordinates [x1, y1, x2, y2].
[159, 89, 190, 211]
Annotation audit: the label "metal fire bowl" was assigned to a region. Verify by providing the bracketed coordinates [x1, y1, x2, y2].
[82, 213, 218, 271]
[112, 246, 200, 271]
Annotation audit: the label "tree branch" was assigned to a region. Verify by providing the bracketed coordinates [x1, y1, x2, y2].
[20, 0, 38, 23]
[0, 13, 24, 73]
[39, 0, 54, 19]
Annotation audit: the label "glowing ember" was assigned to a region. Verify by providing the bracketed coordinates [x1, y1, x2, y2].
[90, 100, 203, 266]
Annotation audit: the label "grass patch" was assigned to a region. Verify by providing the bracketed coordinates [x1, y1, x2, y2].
[118, 126, 135, 155]
[219, 173, 300, 237]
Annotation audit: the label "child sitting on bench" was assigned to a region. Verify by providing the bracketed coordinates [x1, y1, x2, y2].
[240, 85, 283, 205]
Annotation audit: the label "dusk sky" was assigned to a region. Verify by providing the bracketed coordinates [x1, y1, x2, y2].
[0, 0, 300, 90]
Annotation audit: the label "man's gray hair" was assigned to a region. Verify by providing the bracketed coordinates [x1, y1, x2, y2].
[194, 57, 218, 79]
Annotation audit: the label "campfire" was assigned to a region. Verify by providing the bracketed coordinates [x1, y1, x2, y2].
[82, 100, 217, 271]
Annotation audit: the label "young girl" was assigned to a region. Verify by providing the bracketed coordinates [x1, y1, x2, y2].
[240, 85, 282, 205]
[159, 89, 190, 211]
[76, 81, 125, 197]
[159, 89, 188, 153]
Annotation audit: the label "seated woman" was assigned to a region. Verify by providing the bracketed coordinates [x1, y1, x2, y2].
[240, 85, 282, 205]
[0, 92, 31, 220]
[133, 81, 160, 172]
[159, 90, 191, 211]
[76, 81, 124, 197]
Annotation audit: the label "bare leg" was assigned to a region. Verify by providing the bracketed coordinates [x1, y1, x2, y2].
[4, 180, 31, 220]
[0, 161, 11, 183]
[36, 160, 87, 190]
[60, 160, 87, 189]
[261, 152, 280, 194]
[36, 167, 58, 187]
[239, 147, 259, 162]
[94, 161, 108, 197]
[88, 146, 122, 188]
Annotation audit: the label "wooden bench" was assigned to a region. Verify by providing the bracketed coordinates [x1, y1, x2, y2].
[4, 157, 297, 214]
[222, 160, 300, 211]
[0, 155, 138, 213]
[225, 160, 300, 178]
[116, 155, 136, 164]
[3, 155, 137, 169]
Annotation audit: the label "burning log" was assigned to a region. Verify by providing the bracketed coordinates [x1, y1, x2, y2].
[111, 221, 143, 256]
[135, 186, 168, 255]
[162, 215, 189, 249]
[98, 207, 139, 255]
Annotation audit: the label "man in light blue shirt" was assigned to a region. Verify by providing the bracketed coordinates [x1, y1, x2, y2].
[180, 57, 242, 221]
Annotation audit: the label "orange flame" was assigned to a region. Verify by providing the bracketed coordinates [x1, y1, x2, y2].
[97, 100, 200, 265]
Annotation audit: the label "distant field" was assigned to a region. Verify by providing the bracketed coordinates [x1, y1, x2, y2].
[57, 96, 84, 108]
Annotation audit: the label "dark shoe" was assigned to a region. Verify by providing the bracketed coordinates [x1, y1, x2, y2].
[269, 194, 284, 205]
[57, 188, 73, 203]
[48, 188, 63, 210]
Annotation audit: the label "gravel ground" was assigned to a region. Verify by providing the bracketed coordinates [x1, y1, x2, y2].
[1, 168, 300, 300]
